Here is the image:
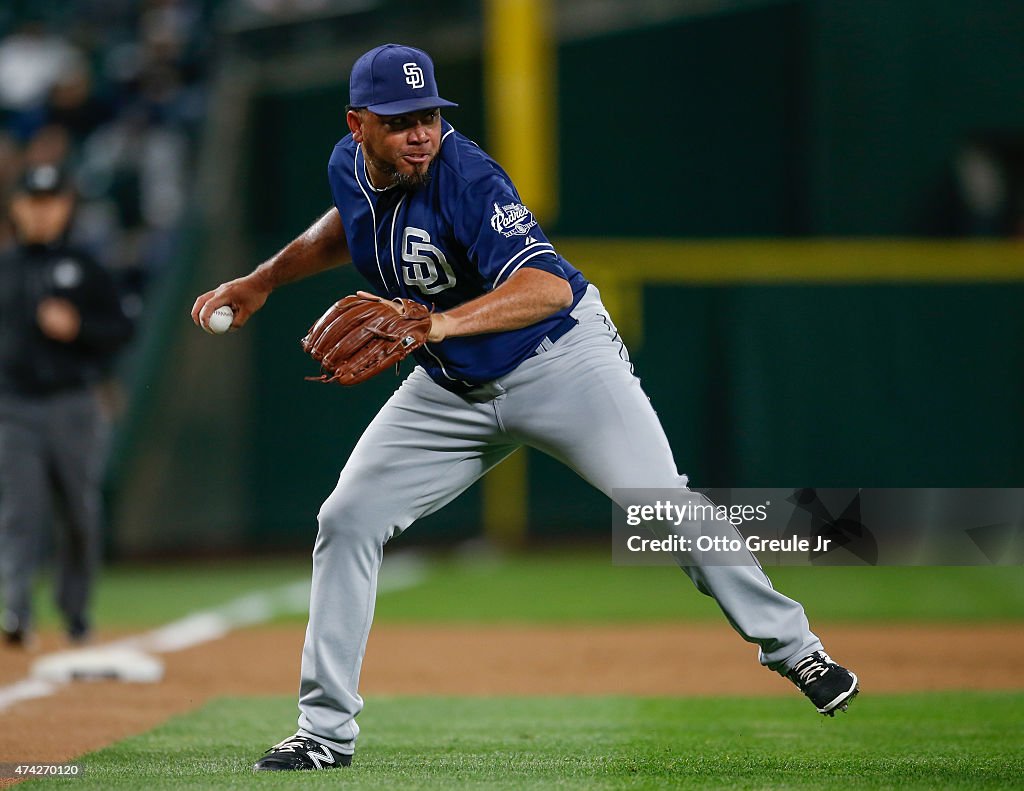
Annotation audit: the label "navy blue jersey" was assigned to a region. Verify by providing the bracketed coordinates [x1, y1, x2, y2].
[327, 120, 589, 390]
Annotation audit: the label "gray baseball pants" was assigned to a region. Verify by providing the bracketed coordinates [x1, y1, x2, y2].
[297, 286, 823, 753]
[0, 388, 107, 635]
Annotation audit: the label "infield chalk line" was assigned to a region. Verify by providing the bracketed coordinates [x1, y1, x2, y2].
[0, 551, 428, 712]
[0, 679, 59, 710]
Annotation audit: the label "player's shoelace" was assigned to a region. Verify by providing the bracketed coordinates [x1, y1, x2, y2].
[267, 736, 312, 754]
[790, 652, 832, 686]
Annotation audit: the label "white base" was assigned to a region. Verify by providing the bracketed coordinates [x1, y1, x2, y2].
[31, 647, 165, 684]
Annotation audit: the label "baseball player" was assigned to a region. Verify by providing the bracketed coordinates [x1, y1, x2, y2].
[191, 44, 859, 772]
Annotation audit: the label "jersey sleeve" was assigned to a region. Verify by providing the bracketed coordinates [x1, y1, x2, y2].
[452, 174, 566, 289]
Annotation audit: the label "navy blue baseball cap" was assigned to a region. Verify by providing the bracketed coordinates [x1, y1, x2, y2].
[349, 44, 458, 116]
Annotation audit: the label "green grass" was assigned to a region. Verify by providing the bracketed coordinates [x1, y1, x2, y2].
[24, 550, 1024, 630]
[30, 558, 312, 629]
[25, 693, 1024, 789]
[372, 552, 1024, 624]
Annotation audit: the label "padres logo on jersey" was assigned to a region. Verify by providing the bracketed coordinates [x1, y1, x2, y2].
[401, 227, 456, 294]
[490, 201, 537, 237]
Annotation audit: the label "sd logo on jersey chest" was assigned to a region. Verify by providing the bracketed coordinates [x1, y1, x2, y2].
[401, 226, 457, 295]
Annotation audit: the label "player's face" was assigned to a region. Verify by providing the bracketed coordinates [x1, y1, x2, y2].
[348, 108, 442, 190]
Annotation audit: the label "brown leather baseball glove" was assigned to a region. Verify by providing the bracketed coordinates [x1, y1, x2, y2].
[301, 294, 433, 386]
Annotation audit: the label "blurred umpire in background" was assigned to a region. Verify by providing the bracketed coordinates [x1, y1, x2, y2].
[0, 164, 132, 647]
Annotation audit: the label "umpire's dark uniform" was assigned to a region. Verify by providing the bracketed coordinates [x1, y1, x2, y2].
[0, 167, 133, 645]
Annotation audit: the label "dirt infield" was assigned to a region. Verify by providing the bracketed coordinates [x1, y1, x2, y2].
[2, 622, 1023, 778]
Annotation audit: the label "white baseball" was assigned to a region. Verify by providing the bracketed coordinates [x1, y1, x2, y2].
[207, 305, 234, 335]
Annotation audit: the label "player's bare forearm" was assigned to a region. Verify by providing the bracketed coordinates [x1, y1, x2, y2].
[432, 268, 572, 341]
[355, 268, 572, 342]
[192, 208, 350, 329]
[253, 208, 350, 290]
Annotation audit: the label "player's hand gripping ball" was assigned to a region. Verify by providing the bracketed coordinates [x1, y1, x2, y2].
[206, 305, 234, 335]
[301, 295, 433, 386]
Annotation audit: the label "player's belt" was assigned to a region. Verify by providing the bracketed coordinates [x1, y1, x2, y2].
[532, 312, 579, 358]
[429, 311, 581, 398]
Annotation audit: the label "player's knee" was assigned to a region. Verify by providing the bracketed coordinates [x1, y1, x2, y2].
[316, 491, 389, 544]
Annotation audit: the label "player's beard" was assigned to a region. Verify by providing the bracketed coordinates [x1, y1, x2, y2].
[394, 169, 431, 191]
[393, 161, 432, 191]
[366, 150, 432, 192]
